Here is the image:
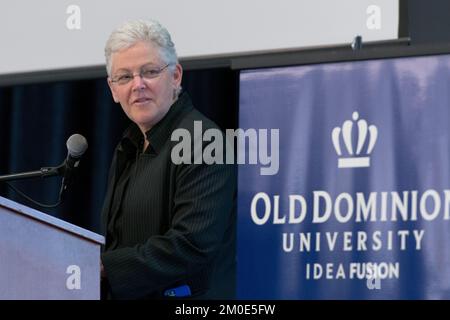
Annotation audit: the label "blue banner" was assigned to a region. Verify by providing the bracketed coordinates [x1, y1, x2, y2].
[237, 54, 450, 299]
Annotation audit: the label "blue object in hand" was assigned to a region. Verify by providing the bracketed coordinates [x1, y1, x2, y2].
[164, 284, 192, 297]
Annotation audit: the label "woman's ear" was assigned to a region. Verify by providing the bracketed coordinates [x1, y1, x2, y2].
[172, 63, 183, 88]
[107, 78, 120, 103]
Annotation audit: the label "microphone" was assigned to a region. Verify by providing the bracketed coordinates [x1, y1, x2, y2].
[0, 133, 88, 183]
[0, 133, 88, 208]
[59, 134, 88, 198]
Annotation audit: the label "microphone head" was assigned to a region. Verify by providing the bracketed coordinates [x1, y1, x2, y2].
[66, 134, 88, 158]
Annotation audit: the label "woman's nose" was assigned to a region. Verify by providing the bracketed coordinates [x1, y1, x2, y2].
[131, 74, 146, 91]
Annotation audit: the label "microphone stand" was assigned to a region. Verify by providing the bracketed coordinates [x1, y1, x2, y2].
[0, 164, 64, 182]
[0, 163, 67, 208]
[0, 134, 87, 208]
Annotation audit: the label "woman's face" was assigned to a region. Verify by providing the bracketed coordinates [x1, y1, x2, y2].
[108, 41, 182, 133]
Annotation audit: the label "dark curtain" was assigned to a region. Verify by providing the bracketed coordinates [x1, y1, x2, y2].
[0, 68, 239, 233]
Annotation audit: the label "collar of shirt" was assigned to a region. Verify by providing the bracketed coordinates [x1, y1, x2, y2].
[118, 91, 193, 157]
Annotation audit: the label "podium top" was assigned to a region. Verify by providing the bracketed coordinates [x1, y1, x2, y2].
[0, 195, 104, 245]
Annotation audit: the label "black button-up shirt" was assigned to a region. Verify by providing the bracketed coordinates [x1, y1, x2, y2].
[101, 92, 236, 299]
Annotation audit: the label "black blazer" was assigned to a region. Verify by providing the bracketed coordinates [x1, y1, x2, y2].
[101, 92, 236, 299]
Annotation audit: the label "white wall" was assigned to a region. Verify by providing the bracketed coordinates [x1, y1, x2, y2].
[0, 0, 398, 75]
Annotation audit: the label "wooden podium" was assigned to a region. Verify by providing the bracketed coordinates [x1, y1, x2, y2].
[0, 196, 104, 300]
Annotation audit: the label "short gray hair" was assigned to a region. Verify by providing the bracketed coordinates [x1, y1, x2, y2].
[105, 20, 178, 76]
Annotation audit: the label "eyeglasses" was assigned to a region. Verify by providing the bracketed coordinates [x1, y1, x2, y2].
[110, 64, 170, 85]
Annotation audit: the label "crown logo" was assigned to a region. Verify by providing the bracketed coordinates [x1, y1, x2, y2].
[332, 111, 378, 168]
